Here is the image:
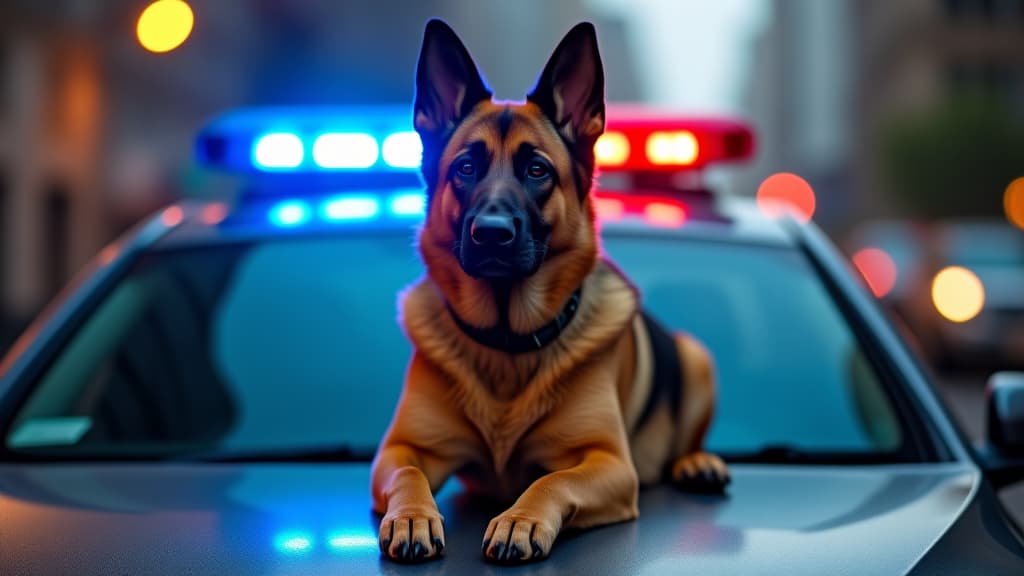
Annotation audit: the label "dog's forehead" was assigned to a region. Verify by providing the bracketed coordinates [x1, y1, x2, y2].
[442, 101, 567, 164]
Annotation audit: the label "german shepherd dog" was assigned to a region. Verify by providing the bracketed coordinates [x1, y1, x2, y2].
[372, 19, 729, 564]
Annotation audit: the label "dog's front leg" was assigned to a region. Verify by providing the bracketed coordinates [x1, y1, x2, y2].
[482, 449, 638, 563]
[373, 443, 452, 563]
[372, 353, 479, 563]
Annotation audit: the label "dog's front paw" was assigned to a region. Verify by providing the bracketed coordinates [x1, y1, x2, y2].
[671, 451, 730, 494]
[379, 508, 445, 563]
[482, 512, 558, 564]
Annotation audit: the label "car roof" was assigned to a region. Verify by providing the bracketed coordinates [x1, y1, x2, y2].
[148, 189, 798, 252]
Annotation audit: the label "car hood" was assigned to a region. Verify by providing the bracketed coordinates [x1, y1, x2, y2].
[0, 462, 981, 575]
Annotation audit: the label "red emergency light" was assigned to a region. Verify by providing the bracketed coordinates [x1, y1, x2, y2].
[597, 105, 755, 171]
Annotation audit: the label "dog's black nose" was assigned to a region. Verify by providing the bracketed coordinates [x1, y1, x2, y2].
[470, 214, 517, 246]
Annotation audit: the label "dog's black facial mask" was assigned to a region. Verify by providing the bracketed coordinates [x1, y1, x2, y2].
[415, 20, 604, 281]
[451, 137, 555, 280]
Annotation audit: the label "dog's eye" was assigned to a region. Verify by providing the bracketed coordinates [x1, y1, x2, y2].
[456, 160, 476, 177]
[527, 161, 550, 179]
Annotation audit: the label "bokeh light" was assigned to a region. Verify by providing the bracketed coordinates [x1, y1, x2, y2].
[273, 532, 314, 554]
[756, 172, 816, 223]
[160, 205, 184, 227]
[593, 197, 625, 222]
[594, 132, 630, 166]
[932, 266, 984, 323]
[645, 131, 698, 165]
[852, 247, 897, 298]
[1004, 176, 1024, 230]
[269, 201, 311, 227]
[199, 202, 228, 225]
[136, 1, 194, 54]
[644, 202, 687, 227]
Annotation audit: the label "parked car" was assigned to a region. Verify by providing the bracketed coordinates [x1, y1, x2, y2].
[2, 106, 1024, 574]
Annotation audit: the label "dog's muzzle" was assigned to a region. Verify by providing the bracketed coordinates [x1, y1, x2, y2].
[460, 203, 541, 280]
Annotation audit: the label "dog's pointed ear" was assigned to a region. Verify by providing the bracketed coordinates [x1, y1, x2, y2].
[527, 22, 605, 148]
[414, 19, 492, 139]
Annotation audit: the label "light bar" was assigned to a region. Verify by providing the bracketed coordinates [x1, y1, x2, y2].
[596, 104, 755, 171]
[266, 191, 424, 229]
[196, 104, 754, 177]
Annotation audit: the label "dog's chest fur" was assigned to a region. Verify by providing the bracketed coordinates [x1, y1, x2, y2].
[401, 260, 638, 475]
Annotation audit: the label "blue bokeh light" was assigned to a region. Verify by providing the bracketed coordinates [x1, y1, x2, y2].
[326, 530, 378, 551]
[388, 192, 425, 217]
[321, 196, 381, 221]
[269, 200, 312, 227]
[274, 531, 314, 554]
[312, 133, 379, 169]
[253, 132, 304, 169]
[381, 132, 423, 168]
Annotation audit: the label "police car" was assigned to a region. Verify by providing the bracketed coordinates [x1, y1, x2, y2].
[1, 106, 1023, 575]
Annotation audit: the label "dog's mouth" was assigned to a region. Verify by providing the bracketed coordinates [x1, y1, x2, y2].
[471, 257, 514, 279]
[460, 250, 543, 280]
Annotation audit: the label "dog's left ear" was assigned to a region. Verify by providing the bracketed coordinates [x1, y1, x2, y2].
[528, 22, 605, 149]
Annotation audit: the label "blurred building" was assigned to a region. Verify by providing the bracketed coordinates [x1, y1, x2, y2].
[0, 0, 637, 348]
[739, 0, 854, 228]
[740, 0, 1024, 233]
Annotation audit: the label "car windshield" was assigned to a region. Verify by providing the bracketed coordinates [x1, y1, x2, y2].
[3, 231, 908, 461]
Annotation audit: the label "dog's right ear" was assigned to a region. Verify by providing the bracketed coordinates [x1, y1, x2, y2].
[414, 19, 492, 140]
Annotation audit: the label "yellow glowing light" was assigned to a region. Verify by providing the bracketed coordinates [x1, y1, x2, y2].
[137, 0, 194, 53]
[645, 131, 699, 165]
[594, 132, 630, 166]
[1004, 177, 1024, 230]
[932, 266, 985, 323]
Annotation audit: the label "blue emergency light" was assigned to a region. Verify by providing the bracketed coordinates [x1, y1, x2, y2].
[195, 106, 430, 228]
[195, 105, 423, 174]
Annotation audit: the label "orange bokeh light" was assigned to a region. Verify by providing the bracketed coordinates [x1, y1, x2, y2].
[644, 202, 687, 227]
[1004, 177, 1024, 230]
[756, 172, 816, 223]
[593, 197, 625, 221]
[851, 247, 897, 298]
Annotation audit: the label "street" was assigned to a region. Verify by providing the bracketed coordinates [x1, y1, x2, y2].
[936, 372, 1024, 526]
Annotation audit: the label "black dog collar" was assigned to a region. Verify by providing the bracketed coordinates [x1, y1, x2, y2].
[448, 287, 582, 354]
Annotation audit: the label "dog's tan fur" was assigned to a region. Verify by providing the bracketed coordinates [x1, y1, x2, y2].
[372, 20, 727, 564]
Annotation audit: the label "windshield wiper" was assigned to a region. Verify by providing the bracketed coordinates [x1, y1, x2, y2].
[188, 445, 376, 463]
[724, 444, 907, 465]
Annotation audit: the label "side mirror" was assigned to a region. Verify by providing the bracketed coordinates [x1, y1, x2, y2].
[987, 372, 1024, 452]
[978, 372, 1024, 488]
